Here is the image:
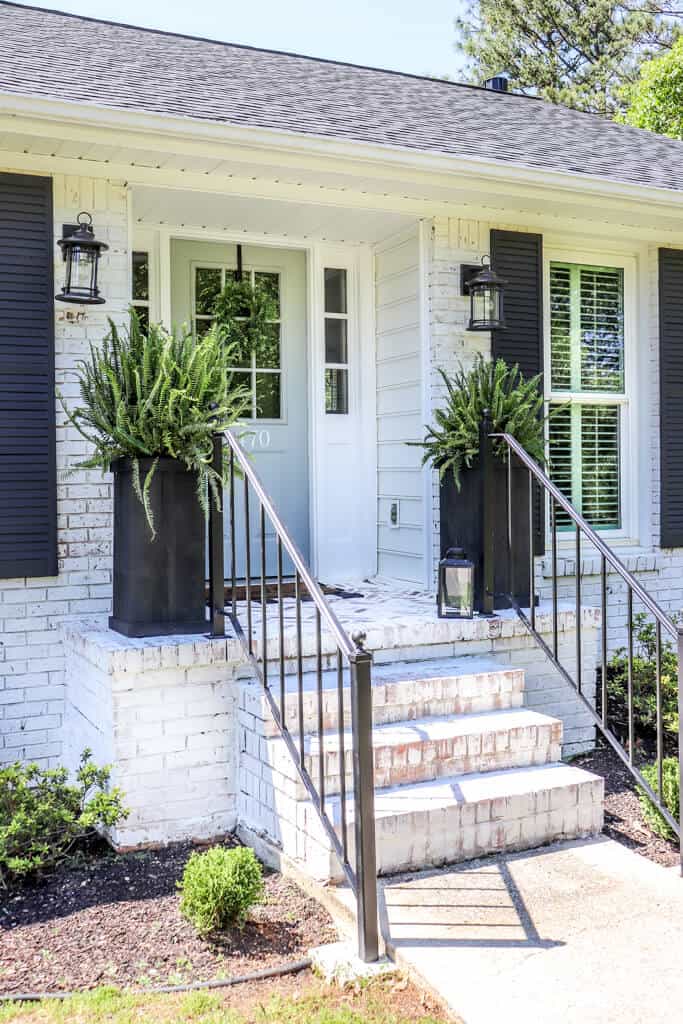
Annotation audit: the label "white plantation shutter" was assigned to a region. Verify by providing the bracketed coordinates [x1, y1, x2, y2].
[548, 262, 625, 531]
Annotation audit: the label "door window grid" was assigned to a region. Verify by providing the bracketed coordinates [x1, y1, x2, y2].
[193, 265, 282, 421]
[548, 262, 626, 531]
[132, 251, 150, 331]
[324, 267, 349, 415]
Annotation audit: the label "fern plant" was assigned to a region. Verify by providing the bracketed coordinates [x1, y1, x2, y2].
[60, 313, 250, 536]
[418, 355, 547, 487]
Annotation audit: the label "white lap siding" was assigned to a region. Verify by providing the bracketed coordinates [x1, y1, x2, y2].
[375, 226, 427, 584]
[0, 174, 128, 767]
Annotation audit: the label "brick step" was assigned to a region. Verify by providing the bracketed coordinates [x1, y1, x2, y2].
[297, 708, 563, 795]
[322, 762, 604, 877]
[244, 656, 525, 738]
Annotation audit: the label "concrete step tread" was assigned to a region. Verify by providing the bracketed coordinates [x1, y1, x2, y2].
[305, 707, 561, 755]
[327, 762, 601, 821]
[276, 655, 524, 694]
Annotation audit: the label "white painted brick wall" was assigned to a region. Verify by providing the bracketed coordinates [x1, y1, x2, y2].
[0, 175, 128, 767]
[62, 622, 243, 847]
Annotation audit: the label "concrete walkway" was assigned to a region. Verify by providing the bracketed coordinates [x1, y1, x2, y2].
[378, 838, 683, 1024]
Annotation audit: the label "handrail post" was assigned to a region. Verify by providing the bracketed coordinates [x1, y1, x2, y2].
[678, 629, 683, 875]
[349, 648, 379, 962]
[208, 432, 225, 638]
[480, 410, 495, 615]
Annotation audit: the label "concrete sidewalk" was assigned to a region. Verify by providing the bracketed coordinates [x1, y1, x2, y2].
[378, 838, 683, 1024]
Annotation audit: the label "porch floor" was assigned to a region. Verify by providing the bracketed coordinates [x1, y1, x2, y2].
[228, 576, 600, 661]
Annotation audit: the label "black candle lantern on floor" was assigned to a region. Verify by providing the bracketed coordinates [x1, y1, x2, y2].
[461, 255, 506, 332]
[56, 212, 108, 305]
[437, 547, 475, 619]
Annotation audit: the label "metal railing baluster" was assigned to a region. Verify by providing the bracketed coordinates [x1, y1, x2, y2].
[551, 498, 558, 661]
[349, 649, 379, 963]
[576, 526, 582, 695]
[277, 536, 285, 721]
[528, 470, 535, 631]
[229, 447, 237, 619]
[295, 570, 304, 769]
[316, 607, 324, 807]
[601, 554, 607, 728]
[244, 475, 252, 655]
[656, 620, 663, 801]
[627, 588, 634, 763]
[337, 648, 348, 861]
[260, 503, 267, 686]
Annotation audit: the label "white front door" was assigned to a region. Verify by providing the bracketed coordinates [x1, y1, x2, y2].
[170, 240, 309, 577]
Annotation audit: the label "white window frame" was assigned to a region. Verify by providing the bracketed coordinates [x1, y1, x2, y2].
[190, 259, 286, 425]
[543, 247, 638, 543]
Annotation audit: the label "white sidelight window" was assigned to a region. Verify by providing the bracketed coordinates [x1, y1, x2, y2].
[324, 267, 349, 414]
[547, 262, 626, 531]
[132, 250, 150, 330]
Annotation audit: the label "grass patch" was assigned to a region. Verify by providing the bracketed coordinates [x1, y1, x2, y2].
[0, 975, 451, 1024]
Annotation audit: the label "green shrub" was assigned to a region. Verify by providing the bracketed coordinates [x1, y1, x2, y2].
[416, 355, 547, 488]
[638, 758, 680, 841]
[0, 749, 128, 886]
[604, 612, 679, 752]
[178, 845, 265, 935]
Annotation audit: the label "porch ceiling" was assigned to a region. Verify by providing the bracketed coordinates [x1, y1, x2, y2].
[131, 184, 417, 245]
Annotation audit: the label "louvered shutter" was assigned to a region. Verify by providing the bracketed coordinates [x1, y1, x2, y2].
[659, 248, 683, 548]
[490, 229, 544, 553]
[0, 173, 56, 578]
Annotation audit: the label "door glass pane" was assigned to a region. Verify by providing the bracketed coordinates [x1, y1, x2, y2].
[255, 373, 281, 419]
[255, 271, 280, 317]
[132, 307, 149, 333]
[325, 368, 348, 414]
[325, 319, 348, 364]
[132, 251, 149, 302]
[324, 268, 347, 314]
[195, 267, 222, 315]
[255, 322, 281, 369]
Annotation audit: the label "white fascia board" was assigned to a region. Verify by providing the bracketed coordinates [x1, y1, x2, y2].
[3, 90, 683, 213]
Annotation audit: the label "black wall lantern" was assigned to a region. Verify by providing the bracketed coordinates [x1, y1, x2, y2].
[56, 212, 108, 305]
[461, 255, 506, 332]
[437, 547, 475, 619]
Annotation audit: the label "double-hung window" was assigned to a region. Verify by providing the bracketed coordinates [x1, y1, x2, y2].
[547, 261, 626, 531]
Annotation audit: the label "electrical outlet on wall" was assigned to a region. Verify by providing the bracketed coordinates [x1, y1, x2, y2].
[389, 500, 400, 528]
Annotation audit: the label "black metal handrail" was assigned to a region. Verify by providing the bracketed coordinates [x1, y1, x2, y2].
[487, 425, 683, 862]
[207, 431, 379, 962]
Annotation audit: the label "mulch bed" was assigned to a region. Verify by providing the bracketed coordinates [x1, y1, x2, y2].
[573, 742, 679, 868]
[0, 840, 338, 995]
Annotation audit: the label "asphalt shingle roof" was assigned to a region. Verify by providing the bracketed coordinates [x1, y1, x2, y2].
[1, 2, 683, 193]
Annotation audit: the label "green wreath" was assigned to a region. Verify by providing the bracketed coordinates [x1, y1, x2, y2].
[209, 275, 279, 367]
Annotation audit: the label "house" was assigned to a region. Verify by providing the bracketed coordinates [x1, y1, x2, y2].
[1, 3, 682, 939]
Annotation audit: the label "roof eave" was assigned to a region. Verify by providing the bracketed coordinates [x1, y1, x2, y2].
[2, 89, 682, 208]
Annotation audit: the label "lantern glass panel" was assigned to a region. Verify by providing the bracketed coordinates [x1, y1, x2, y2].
[472, 286, 500, 328]
[438, 550, 474, 619]
[71, 247, 96, 294]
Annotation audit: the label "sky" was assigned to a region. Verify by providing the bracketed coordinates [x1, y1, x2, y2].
[10, 0, 468, 79]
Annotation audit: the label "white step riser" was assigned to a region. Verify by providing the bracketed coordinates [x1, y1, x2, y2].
[246, 668, 525, 739]
[322, 772, 604, 879]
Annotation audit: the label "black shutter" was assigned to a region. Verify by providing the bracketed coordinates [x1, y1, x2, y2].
[490, 229, 544, 554]
[659, 248, 683, 549]
[0, 173, 56, 578]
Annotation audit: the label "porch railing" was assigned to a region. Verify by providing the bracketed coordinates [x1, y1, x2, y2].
[207, 431, 379, 962]
[483, 420, 683, 867]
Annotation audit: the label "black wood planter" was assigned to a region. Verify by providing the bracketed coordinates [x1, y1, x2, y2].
[109, 457, 207, 637]
[440, 459, 532, 612]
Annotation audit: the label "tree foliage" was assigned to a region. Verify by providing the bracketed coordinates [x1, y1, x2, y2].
[60, 314, 250, 536]
[622, 33, 683, 136]
[454, 0, 681, 115]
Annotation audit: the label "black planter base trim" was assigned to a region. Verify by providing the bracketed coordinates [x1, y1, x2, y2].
[108, 615, 208, 639]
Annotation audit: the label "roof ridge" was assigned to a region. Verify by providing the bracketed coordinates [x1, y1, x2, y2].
[0, 0, 541, 99]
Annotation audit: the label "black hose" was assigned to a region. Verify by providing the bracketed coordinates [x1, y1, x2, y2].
[0, 956, 313, 1002]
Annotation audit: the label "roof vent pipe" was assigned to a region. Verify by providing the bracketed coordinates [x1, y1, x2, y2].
[484, 75, 508, 92]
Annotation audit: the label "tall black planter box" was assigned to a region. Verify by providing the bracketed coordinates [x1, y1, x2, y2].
[440, 460, 531, 612]
[109, 457, 207, 638]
